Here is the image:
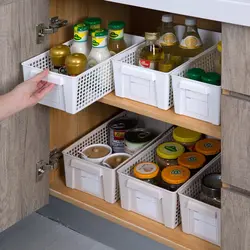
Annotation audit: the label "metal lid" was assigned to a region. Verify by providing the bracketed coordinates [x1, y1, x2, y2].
[202, 173, 221, 198]
[125, 128, 155, 143]
[178, 152, 206, 170]
[162, 14, 173, 23]
[156, 142, 185, 160]
[195, 139, 221, 156]
[108, 117, 138, 131]
[84, 17, 102, 26]
[185, 17, 196, 26]
[134, 162, 159, 179]
[173, 126, 202, 143]
[145, 32, 160, 41]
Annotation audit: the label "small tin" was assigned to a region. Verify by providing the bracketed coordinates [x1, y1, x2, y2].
[108, 117, 138, 153]
[124, 128, 156, 155]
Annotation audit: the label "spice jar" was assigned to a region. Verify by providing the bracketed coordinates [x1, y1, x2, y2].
[156, 142, 185, 170]
[133, 162, 160, 185]
[102, 153, 130, 169]
[200, 173, 221, 208]
[173, 127, 201, 152]
[178, 152, 206, 176]
[195, 138, 221, 162]
[161, 165, 190, 191]
[65, 53, 87, 76]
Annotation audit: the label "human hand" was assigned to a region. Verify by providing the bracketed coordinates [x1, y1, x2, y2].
[13, 69, 54, 109]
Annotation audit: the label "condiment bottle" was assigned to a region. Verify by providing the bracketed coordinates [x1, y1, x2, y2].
[88, 29, 111, 68]
[158, 52, 175, 72]
[49, 45, 70, 73]
[186, 68, 206, 81]
[108, 21, 127, 56]
[138, 32, 162, 70]
[71, 23, 89, 56]
[201, 72, 221, 86]
[65, 53, 87, 76]
[179, 17, 203, 60]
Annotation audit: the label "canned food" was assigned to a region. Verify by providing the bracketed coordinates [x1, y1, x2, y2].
[124, 128, 156, 155]
[108, 117, 138, 153]
[102, 153, 130, 169]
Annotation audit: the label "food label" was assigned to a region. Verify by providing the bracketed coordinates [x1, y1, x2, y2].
[139, 59, 155, 69]
[136, 163, 157, 175]
[204, 142, 213, 148]
[109, 29, 124, 40]
[164, 145, 177, 152]
[74, 30, 88, 42]
[171, 169, 182, 175]
[110, 129, 126, 153]
[159, 32, 177, 46]
[180, 36, 202, 49]
[92, 36, 108, 48]
[188, 156, 197, 162]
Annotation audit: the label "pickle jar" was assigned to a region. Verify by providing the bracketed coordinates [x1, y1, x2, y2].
[156, 142, 185, 170]
[195, 138, 221, 162]
[173, 127, 202, 151]
[178, 152, 206, 176]
[133, 162, 160, 185]
[161, 165, 191, 191]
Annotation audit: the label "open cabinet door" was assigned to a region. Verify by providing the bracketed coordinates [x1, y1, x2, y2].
[0, 0, 49, 232]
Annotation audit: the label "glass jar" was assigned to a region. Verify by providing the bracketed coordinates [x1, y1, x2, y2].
[158, 52, 175, 72]
[173, 127, 202, 152]
[161, 165, 191, 191]
[215, 41, 222, 74]
[177, 152, 206, 176]
[133, 162, 160, 185]
[195, 139, 221, 162]
[156, 142, 185, 170]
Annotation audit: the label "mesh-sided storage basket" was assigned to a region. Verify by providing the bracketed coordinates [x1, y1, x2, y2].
[62, 111, 172, 204]
[171, 45, 221, 125]
[117, 127, 218, 229]
[112, 27, 220, 111]
[178, 155, 221, 246]
[22, 34, 144, 114]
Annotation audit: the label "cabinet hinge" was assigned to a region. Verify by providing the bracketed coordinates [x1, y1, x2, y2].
[36, 16, 68, 44]
[36, 149, 62, 182]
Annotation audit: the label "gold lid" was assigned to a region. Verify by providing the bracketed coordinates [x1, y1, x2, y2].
[49, 45, 70, 67]
[145, 32, 160, 41]
[65, 53, 87, 76]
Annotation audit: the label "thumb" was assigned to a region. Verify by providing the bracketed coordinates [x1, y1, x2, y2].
[31, 69, 49, 82]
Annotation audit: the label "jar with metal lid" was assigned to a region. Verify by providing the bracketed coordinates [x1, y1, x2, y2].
[200, 173, 221, 208]
[65, 53, 87, 76]
[178, 152, 206, 176]
[124, 128, 156, 155]
[161, 165, 191, 191]
[173, 127, 202, 152]
[156, 142, 185, 170]
[195, 138, 221, 162]
[133, 162, 160, 185]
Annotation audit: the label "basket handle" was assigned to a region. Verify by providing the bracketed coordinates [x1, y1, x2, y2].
[180, 79, 210, 94]
[186, 200, 218, 218]
[126, 179, 162, 199]
[121, 65, 156, 81]
[70, 159, 103, 176]
[29, 69, 64, 86]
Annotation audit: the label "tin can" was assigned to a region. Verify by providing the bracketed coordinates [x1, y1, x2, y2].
[124, 128, 156, 155]
[108, 117, 138, 153]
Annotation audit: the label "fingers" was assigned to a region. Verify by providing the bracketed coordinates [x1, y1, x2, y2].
[31, 69, 49, 82]
[32, 82, 54, 100]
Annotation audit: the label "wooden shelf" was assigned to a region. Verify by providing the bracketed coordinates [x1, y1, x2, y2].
[50, 177, 219, 250]
[99, 92, 221, 139]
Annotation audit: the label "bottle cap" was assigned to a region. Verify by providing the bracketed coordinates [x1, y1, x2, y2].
[92, 29, 108, 37]
[156, 142, 185, 160]
[173, 127, 202, 144]
[178, 152, 206, 170]
[145, 32, 160, 41]
[185, 17, 196, 26]
[49, 45, 70, 67]
[84, 17, 102, 26]
[162, 14, 173, 23]
[195, 139, 221, 156]
[186, 68, 206, 81]
[133, 162, 160, 179]
[108, 21, 125, 30]
[65, 53, 87, 76]
[201, 72, 221, 86]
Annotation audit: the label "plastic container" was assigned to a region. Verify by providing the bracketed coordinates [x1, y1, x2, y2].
[155, 141, 185, 169]
[21, 34, 144, 114]
[173, 126, 202, 151]
[63, 111, 171, 203]
[102, 153, 130, 169]
[112, 26, 220, 111]
[172, 45, 222, 125]
[178, 154, 221, 246]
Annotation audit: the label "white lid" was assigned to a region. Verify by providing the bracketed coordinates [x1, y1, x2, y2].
[162, 14, 173, 23]
[185, 17, 196, 26]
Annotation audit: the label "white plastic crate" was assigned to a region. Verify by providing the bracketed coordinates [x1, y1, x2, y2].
[117, 127, 217, 229]
[171, 46, 221, 125]
[112, 26, 220, 110]
[62, 111, 172, 204]
[21, 34, 144, 114]
[178, 155, 221, 246]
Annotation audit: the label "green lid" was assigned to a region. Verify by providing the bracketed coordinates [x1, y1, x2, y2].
[201, 72, 221, 86]
[92, 29, 108, 37]
[84, 17, 102, 26]
[108, 21, 125, 30]
[186, 68, 206, 81]
[74, 23, 88, 32]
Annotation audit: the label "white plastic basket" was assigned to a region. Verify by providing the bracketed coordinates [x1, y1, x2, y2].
[178, 155, 221, 246]
[62, 111, 172, 204]
[22, 34, 144, 114]
[117, 127, 218, 229]
[112, 26, 220, 111]
[171, 46, 221, 125]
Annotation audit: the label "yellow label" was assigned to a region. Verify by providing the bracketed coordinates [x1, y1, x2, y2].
[160, 32, 177, 46]
[109, 29, 124, 40]
[74, 30, 88, 42]
[180, 36, 202, 49]
[92, 36, 107, 48]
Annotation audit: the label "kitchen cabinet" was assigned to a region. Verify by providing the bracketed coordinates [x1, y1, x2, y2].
[0, 0, 249, 249]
